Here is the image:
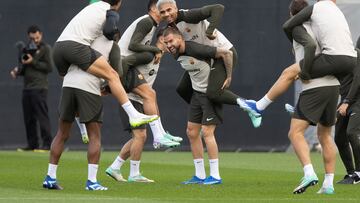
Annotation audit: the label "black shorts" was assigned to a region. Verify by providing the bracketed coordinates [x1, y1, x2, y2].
[293, 86, 339, 126]
[119, 100, 146, 133]
[53, 41, 102, 76]
[123, 68, 147, 93]
[188, 91, 223, 125]
[300, 54, 357, 79]
[59, 87, 103, 123]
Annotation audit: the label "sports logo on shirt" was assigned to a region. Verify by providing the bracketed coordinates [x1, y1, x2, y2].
[190, 34, 199, 41]
[149, 69, 155, 76]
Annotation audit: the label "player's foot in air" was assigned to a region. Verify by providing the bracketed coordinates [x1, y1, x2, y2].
[105, 167, 127, 182]
[203, 176, 222, 185]
[317, 186, 335, 194]
[182, 176, 205, 184]
[43, 175, 63, 190]
[128, 174, 154, 183]
[285, 103, 295, 115]
[293, 175, 319, 194]
[153, 137, 180, 149]
[81, 133, 89, 144]
[237, 99, 262, 118]
[85, 180, 108, 191]
[247, 112, 262, 128]
[164, 132, 183, 142]
[129, 114, 159, 128]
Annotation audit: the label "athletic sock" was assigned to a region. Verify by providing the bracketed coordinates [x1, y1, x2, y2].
[47, 164, 58, 179]
[88, 164, 98, 182]
[110, 156, 125, 170]
[129, 160, 140, 177]
[256, 95, 273, 111]
[209, 159, 221, 180]
[194, 159, 206, 179]
[75, 117, 87, 135]
[323, 173, 334, 188]
[121, 101, 141, 120]
[150, 119, 164, 141]
[158, 117, 167, 135]
[303, 164, 316, 177]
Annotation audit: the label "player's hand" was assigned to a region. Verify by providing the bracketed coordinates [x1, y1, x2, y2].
[299, 72, 311, 84]
[221, 77, 232, 90]
[10, 67, 18, 79]
[337, 103, 349, 116]
[21, 54, 33, 64]
[206, 31, 217, 40]
[154, 51, 163, 65]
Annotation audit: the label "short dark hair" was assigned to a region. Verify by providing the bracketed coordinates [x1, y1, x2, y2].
[102, 0, 121, 6]
[27, 25, 41, 34]
[148, 0, 158, 11]
[289, 0, 309, 16]
[163, 26, 183, 38]
[156, 28, 166, 39]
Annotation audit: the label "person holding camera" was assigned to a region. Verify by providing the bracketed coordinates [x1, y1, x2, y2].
[10, 25, 54, 151]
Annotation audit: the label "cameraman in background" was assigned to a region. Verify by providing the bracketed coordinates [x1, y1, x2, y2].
[10, 25, 54, 151]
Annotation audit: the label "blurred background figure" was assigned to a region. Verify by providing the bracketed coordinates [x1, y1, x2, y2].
[10, 25, 54, 151]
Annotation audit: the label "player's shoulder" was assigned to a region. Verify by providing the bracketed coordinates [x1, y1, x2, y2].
[137, 15, 153, 25]
[185, 41, 209, 51]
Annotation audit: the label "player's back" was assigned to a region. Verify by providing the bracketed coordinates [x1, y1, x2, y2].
[63, 36, 113, 95]
[311, 0, 356, 57]
[57, 1, 110, 46]
[118, 15, 157, 57]
[176, 16, 233, 50]
[293, 22, 339, 92]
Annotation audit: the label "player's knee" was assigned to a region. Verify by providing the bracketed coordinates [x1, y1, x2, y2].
[142, 89, 156, 102]
[146, 88, 156, 100]
[107, 69, 120, 81]
[281, 66, 298, 80]
[201, 127, 215, 139]
[56, 126, 71, 141]
[186, 127, 198, 139]
[98, 65, 119, 82]
[287, 129, 295, 139]
[133, 129, 147, 142]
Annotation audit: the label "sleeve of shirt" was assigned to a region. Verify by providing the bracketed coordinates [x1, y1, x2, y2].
[292, 25, 316, 80]
[283, 5, 313, 41]
[128, 17, 161, 54]
[103, 9, 120, 41]
[185, 41, 217, 60]
[344, 48, 360, 103]
[178, 4, 224, 36]
[109, 42, 122, 75]
[31, 44, 53, 73]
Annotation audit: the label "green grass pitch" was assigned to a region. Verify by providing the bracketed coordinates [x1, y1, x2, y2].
[0, 151, 360, 202]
